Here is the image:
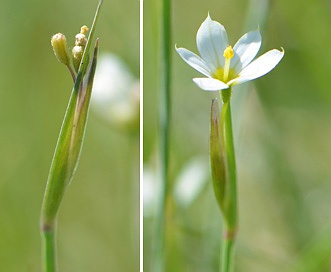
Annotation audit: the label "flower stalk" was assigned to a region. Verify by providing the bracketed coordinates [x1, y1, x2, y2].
[152, 0, 172, 270]
[210, 91, 237, 272]
[220, 88, 237, 272]
[40, 1, 103, 271]
[41, 223, 58, 272]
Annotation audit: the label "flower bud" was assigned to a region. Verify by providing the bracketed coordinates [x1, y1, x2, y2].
[71, 26, 89, 72]
[72, 45, 84, 73]
[80, 25, 89, 35]
[51, 33, 70, 65]
[75, 33, 87, 46]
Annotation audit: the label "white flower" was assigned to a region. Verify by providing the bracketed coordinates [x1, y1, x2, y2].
[176, 14, 284, 91]
[173, 157, 209, 209]
[91, 53, 139, 131]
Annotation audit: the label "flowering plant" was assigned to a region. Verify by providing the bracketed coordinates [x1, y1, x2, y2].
[176, 14, 284, 91]
[176, 14, 284, 272]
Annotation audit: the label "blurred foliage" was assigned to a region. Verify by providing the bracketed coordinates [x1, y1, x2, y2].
[144, 0, 331, 271]
[0, 0, 139, 271]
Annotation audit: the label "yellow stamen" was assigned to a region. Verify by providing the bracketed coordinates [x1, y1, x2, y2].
[223, 45, 234, 59]
[223, 45, 234, 82]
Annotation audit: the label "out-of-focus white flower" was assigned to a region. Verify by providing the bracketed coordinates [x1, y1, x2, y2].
[92, 53, 139, 132]
[174, 158, 209, 208]
[143, 165, 161, 218]
[143, 158, 209, 217]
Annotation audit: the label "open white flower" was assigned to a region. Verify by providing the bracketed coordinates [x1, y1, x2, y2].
[176, 14, 284, 91]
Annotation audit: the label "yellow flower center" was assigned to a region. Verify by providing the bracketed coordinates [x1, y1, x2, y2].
[212, 45, 237, 83]
[223, 45, 234, 82]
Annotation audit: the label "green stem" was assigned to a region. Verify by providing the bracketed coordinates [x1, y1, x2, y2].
[41, 222, 57, 272]
[221, 231, 235, 272]
[219, 88, 237, 272]
[152, 0, 171, 270]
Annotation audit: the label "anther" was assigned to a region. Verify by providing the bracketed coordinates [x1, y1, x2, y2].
[223, 46, 234, 82]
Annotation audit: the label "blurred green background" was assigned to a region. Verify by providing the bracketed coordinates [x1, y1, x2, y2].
[144, 0, 331, 271]
[0, 0, 139, 271]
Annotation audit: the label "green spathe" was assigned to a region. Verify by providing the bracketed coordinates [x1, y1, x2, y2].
[41, 41, 99, 227]
[41, 0, 103, 229]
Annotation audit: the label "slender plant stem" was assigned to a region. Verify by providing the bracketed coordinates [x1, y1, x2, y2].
[221, 232, 235, 272]
[41, 223, 57, 272]
[219, 88, 237, 272]
[221, 92, 237, 196]
[152, 0, 171, 270]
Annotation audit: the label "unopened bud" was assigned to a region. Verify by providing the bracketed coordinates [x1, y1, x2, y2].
[51, 33, 70, 65]
[72, 46, 84, 73]
[80, 25, 89, 35]
[71, 26, 89, 72]
[75, 33, 87, 46]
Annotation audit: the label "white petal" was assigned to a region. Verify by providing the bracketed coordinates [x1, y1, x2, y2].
[196, 14, 228, 71]
[228, 49, 284, 86]
[175, 46, 212, 77]
[231, 30, 261, 72]
[174, 158, 209, 208]
[193, 78, 229, 91]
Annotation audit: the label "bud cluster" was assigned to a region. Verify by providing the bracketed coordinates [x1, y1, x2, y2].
[72, 25, 89, 72]
[50, 25, 89, 77]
